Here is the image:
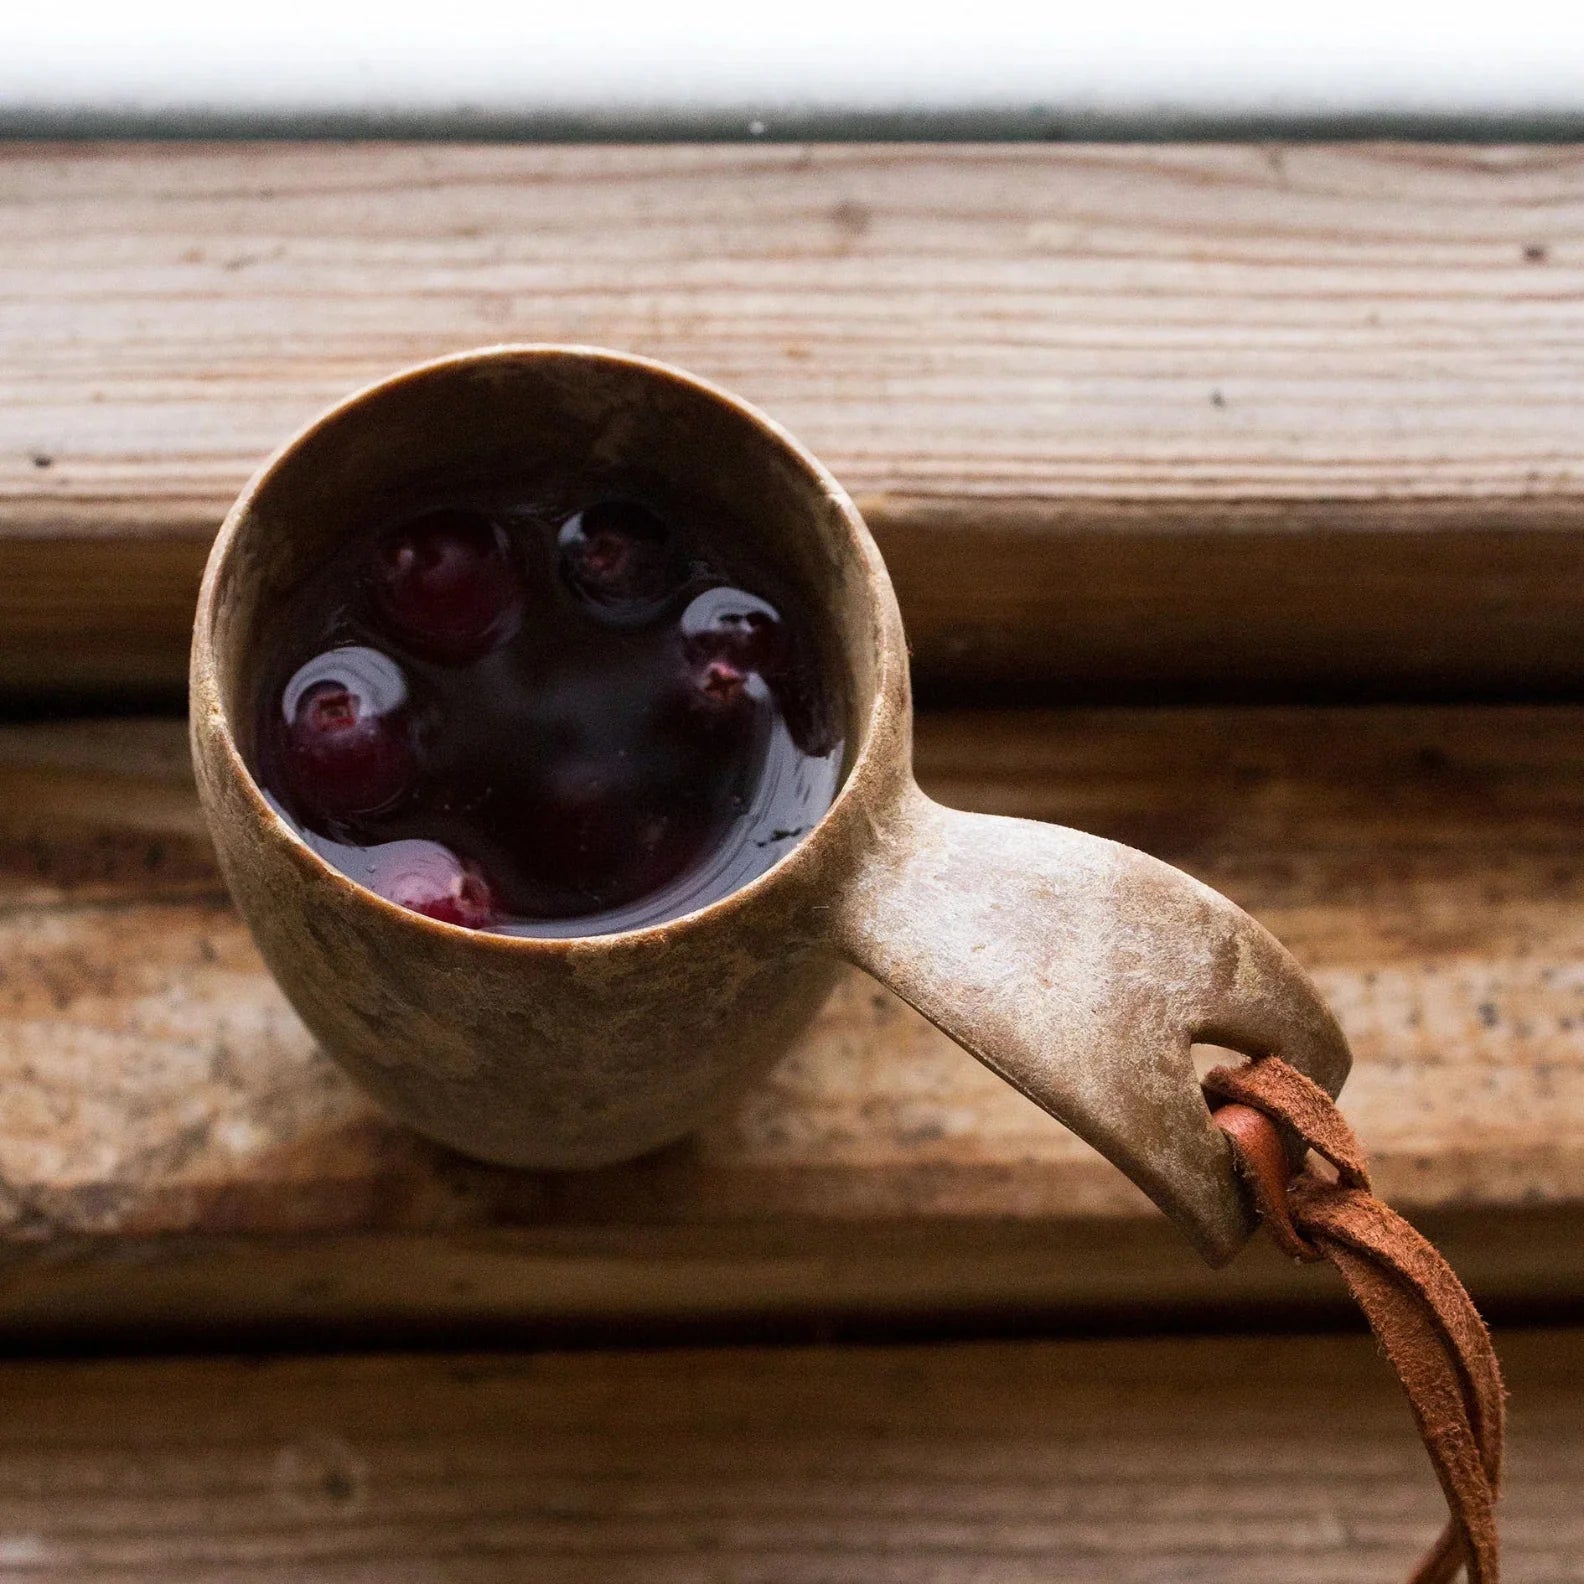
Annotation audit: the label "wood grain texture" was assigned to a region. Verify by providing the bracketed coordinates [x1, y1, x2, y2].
[1, 704, 1580, 1306]
[3, 143, 1584, 696]
[0, 1329, 1577, 1582]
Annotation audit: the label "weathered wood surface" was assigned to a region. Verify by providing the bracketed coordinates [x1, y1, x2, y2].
[0, 705, 1579, 1329]
[0, 1328, 1576, 1582]
[3, 143, 1584, 696]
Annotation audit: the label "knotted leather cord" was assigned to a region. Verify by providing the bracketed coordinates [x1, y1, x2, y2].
[1204, 1056, 1506, 1584]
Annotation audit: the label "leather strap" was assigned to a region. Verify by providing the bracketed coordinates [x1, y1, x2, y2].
[1205, 1056, 1506, 1584]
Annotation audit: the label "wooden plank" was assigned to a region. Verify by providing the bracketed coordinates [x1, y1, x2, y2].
[0, 1329, 1577, 1582]
[4, 143, 1584, 697]
[0, 704, 1580, 1330]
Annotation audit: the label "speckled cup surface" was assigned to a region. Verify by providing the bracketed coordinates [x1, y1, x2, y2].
[192, 346, 1351, 1264]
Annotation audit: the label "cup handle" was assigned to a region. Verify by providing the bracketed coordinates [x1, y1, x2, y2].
[833, 780, 1352, 1265]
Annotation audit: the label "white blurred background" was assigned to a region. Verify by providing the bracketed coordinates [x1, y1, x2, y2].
[3, 0, 1584, 132]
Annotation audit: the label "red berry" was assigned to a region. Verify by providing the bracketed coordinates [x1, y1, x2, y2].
[678, 653, 760, 730]
[680, 586, 785, 672]
[698, 656, 749, 705]
[671, 587, 783, 730]
[362, 839, 498, 928]
[373, 508, 523, 661]
[279, 649, 415, 824]
[558, 500, 681, 619]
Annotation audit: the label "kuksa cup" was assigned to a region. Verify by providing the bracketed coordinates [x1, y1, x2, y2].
[191, 346, 1351, 1264]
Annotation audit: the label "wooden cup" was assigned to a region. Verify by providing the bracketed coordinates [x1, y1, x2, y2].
[191, 345, 1350, 1264]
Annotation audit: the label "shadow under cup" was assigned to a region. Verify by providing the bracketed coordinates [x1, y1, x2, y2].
[193, 346, 911, 1169]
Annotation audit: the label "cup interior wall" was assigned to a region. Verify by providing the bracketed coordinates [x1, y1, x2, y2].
[210, 352, 878, 791]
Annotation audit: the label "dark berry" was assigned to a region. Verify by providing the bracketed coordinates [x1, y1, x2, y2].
[526, 754, 648, 892]
[362, 839, 498, 928]
[698, 656, 750, 706]
[558, 500, 681, 620]
[670, 587, 781, 734]
[680, 586, 785, 674]
[675, 653, 761, 731]
[373, 507, 522, 661]
[279, 648, 415, 824]
[679, 586, 836, 756]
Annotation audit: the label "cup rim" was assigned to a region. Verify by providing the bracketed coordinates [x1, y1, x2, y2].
[192, 342, 909, 955]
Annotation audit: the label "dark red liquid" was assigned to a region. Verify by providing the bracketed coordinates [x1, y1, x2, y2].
[250, 491, 844, 936]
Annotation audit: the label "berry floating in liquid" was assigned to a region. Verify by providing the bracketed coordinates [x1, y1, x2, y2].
[275, 647, 416, 828]
[373, 507, 523, 662]
[361, 839, 500, 928]
[557, 499, 682, 621]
